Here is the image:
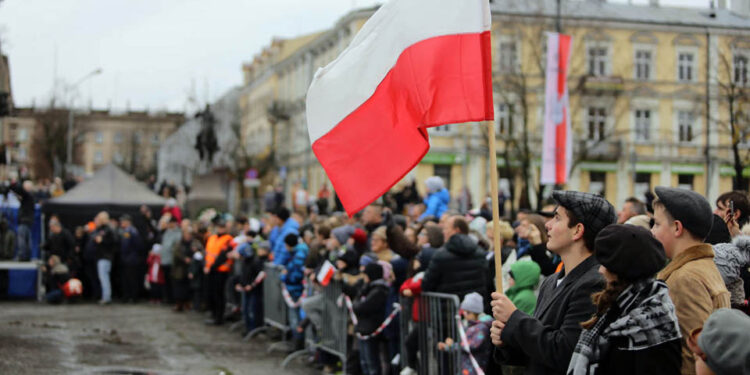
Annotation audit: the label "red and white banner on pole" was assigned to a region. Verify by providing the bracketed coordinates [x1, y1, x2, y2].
[541, 32, 573, 185]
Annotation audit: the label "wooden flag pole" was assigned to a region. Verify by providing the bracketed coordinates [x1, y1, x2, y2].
[487, 121, 504, 293]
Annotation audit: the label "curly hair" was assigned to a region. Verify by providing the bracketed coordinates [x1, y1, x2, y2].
[581, 279, 631, 329]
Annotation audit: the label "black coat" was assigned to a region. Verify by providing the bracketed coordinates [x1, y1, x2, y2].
[494, 255, 605, 375]
[10, 183, 34, 226]
[352, 279, 389, 335]
[596, 338, 682, 375]
[43, 229, 76, 262]
[93, 225, 117, 261]
[422, 234, 487, 301]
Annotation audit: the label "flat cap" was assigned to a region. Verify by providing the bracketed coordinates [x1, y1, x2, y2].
[654, 187, 713, 240]
[595, 224, 667, 281]
[551, 191, 617, 238]
[698, 308, 750, 375]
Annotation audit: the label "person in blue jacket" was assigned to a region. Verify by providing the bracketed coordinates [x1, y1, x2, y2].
[280, 233, 308, 349]
[270, 207, 300, 265]
[419, 176, 450, 221]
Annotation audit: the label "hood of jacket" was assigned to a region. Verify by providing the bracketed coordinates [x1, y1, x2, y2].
[445, 234, 479, 257]
[509, 260, 541, 290]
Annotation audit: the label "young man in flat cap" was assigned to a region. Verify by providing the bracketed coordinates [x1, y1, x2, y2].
[490, 191, 616, 375]
[651, 186, 730, 375]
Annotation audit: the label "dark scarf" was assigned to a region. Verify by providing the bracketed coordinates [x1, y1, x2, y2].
[567, 279, 681, 375]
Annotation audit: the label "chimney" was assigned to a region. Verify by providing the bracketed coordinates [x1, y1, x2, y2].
[733, 0, 750, 17]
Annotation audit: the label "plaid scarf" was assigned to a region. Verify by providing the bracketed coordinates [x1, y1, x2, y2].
[567, 279, 681, 375]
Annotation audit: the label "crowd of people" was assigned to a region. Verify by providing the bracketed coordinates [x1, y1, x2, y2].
[7, 171, 750, 375]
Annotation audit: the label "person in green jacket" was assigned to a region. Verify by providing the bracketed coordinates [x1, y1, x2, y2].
[505, 260, 541, 315]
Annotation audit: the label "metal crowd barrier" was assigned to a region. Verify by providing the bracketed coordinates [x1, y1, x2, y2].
[415, 292, 461, 375]
[317, 279, 349, 371]
[399, 294, 414, 371]
[245, 263, 289, 350]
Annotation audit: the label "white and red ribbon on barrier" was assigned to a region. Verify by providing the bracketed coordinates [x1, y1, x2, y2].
[251, 271, 266, 289]
[337, 294, 359, 325]
[454, 315, 485, 375]
[338, 294, 401, 340]
[281, 282, 307, 309]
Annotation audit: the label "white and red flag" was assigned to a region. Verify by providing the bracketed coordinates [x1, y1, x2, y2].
[306, 0, 494, 215]
[541, 32, 572, 185]
[317, 260, 336, 286]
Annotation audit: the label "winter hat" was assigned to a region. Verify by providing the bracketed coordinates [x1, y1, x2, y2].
[364, 263, 383, 281]
[332, 225, 355, 245]
[359, 253, 376, 267]
[248, 218, 262, 234]
[594, 224, 667, 282]
[705, 214, 731, 245]
[469, 217, 488, 236]
[284, 234, 299, 248]
[166, 198, 177, 207]
[275, 207, 291, 222]
[552, 190, 617, 239]
[151, 244, 162, 254]
[352, 228, 368, 245]
[338, 250, 359, 268]
[460, 292, 484, 314]
[654, 186, 713, 241]
[624, 214, 651, 231]
[698, 308, 750, 375]
[425, 176, 445, 193]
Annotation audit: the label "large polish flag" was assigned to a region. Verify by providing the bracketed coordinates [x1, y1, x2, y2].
[306, 0, 494, 215]
[541, 33, 572, 185]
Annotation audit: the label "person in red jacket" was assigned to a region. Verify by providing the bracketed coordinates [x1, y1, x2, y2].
[146, 244, 165, 303]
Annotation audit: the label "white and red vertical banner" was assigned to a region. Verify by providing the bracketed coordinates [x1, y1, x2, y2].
[541, 32, 572, 185]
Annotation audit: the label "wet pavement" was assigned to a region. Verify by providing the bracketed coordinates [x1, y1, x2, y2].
[0, 302, 316, 375]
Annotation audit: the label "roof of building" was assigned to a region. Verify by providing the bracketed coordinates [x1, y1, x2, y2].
[49, 164, 165, 206]
[490, 0, 750, 30]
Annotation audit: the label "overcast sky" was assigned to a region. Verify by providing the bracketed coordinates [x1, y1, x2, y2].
[0, 0, 720, 114]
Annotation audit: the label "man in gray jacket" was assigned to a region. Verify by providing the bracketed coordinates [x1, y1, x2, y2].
[160, 216, 182, 304]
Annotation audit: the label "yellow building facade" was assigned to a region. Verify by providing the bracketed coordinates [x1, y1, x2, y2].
[240, 0, 750, 214]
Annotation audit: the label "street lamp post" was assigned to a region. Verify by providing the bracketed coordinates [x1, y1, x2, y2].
[66, 68, 102, 171]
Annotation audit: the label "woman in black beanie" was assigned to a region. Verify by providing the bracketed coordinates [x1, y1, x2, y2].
[567, 224, 682, 375]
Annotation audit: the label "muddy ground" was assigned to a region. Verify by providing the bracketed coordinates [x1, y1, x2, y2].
[0, 302, 318, 375]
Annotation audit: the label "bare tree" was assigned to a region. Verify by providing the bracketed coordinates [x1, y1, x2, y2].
[716, 50, 750, 190]
[30, 106, 87, 179]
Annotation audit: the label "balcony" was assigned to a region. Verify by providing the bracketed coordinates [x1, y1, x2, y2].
[579, 75, 625, 95]
[577, 139, 622, 161]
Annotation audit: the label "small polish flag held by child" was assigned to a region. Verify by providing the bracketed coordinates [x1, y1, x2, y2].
[317, 260, 336, 286]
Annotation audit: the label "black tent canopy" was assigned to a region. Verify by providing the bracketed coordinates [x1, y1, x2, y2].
[43, 164, 166, 230]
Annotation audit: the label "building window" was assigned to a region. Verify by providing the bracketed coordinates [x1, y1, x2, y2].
[16, 129, 28, 142]
[634, 50, 652, 81]
[678, 174, 694, 190]
[496, 103, 514, 136]
[588, 46, 608, 76]
[134, 131, 143, 145]
[678, 52, 695, 82]
[588, 172, 606, 196]
[113, 151, 123, 164]
[151, 133, 160, 145]
[634, 173, 651, 202]
[433, 164, 452, 192]
[114, 132, 123, 144]
[634, 109, 651, 142]
[432, 124, 452, 135]
[499, 41, 518, 73]
[94, 151, 103, 163]
[95, 132, 104, 144]
[735, 52, 749, 86]
[587, 107, 607, 141]
[677, 110, 695, 143]
[17, 147, 26, 161]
